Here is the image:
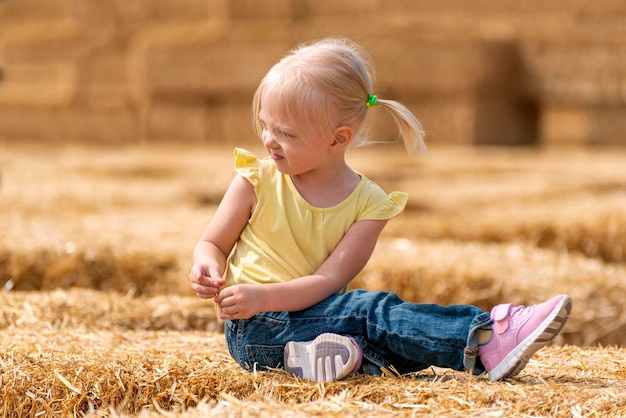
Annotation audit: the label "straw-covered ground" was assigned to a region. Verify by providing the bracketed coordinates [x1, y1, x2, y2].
[1, 143, 625, 417]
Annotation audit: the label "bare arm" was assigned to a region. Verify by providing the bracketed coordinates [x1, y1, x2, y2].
[189, 174, 255, 298]
[215, 218, 387, 319]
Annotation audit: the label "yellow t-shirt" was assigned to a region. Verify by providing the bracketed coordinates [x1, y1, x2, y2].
[225, 148, 408, 287]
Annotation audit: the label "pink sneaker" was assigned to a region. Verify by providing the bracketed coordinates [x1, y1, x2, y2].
[478, 294, 572, 382]
[284, 333, 362, 383]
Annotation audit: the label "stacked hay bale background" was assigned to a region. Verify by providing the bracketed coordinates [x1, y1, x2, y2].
[1, 0, 625, 416]
[1, 0, 626, 146]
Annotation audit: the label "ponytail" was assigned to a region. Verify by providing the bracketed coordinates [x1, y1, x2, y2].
[377, 98, 428, 157]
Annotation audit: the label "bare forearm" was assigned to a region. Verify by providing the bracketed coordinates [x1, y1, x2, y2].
[260, 275, 346, 312]
[193, 241, 227, 271]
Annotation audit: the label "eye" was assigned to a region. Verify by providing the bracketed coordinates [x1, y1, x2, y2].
[279, 130, 296, 139]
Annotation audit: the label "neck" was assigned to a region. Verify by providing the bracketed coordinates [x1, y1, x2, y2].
[291, 163, 360, 208]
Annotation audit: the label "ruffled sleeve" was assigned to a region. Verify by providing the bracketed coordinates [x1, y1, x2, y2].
[359, 191, 408, 221]
[234, 148, 260, 188]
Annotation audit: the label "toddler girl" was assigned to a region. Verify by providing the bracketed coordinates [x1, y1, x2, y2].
[189, 37, 572, 383]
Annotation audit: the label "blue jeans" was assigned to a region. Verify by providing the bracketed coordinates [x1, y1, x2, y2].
[225, 290, 492, 376]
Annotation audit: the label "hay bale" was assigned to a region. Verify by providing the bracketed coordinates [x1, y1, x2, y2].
[0, 247, 180, 296]
[0, 322, 624, 416]
[0, 289, 220, 332]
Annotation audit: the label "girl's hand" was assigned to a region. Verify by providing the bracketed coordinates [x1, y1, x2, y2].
[214, 284, 265, 320]
[189, 263, 225, 299]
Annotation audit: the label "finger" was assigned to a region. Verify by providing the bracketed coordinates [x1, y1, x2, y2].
[195, 291, 216, 300]
[208, 265, 223, 281]
[210, 277, 226, 289]
[193, 283, 220, 298]
[194, 289, 211, 298]
[214, 290, 230, 305]
[219, 303, 236, 316]
[189, 266, 209, 284]
[219, 308, 239, 320]
[188, 268, 200, 283]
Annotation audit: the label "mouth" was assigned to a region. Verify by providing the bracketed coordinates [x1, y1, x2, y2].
[270, 152, 284, 161]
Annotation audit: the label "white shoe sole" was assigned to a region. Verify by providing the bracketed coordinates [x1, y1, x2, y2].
[284, 333, 360, 383]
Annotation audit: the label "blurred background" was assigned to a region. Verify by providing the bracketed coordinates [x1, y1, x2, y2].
[1, 0, 626, 350]
[1, 0, 625, 147]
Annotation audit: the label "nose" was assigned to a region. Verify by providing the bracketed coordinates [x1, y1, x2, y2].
[262, 129, 278, 149]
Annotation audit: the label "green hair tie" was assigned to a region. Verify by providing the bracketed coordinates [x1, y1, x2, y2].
[366, 94, 379, 108]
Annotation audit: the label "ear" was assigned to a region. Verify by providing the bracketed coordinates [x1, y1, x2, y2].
[330, 125, 353, 153]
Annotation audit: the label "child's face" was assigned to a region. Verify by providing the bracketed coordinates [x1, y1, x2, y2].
[259, 107, 334, 176]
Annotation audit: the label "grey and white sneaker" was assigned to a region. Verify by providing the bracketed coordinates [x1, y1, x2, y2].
[284, 333, 362, 383]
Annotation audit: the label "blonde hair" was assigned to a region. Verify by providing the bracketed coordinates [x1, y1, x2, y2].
[252, 38, 427, 157]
